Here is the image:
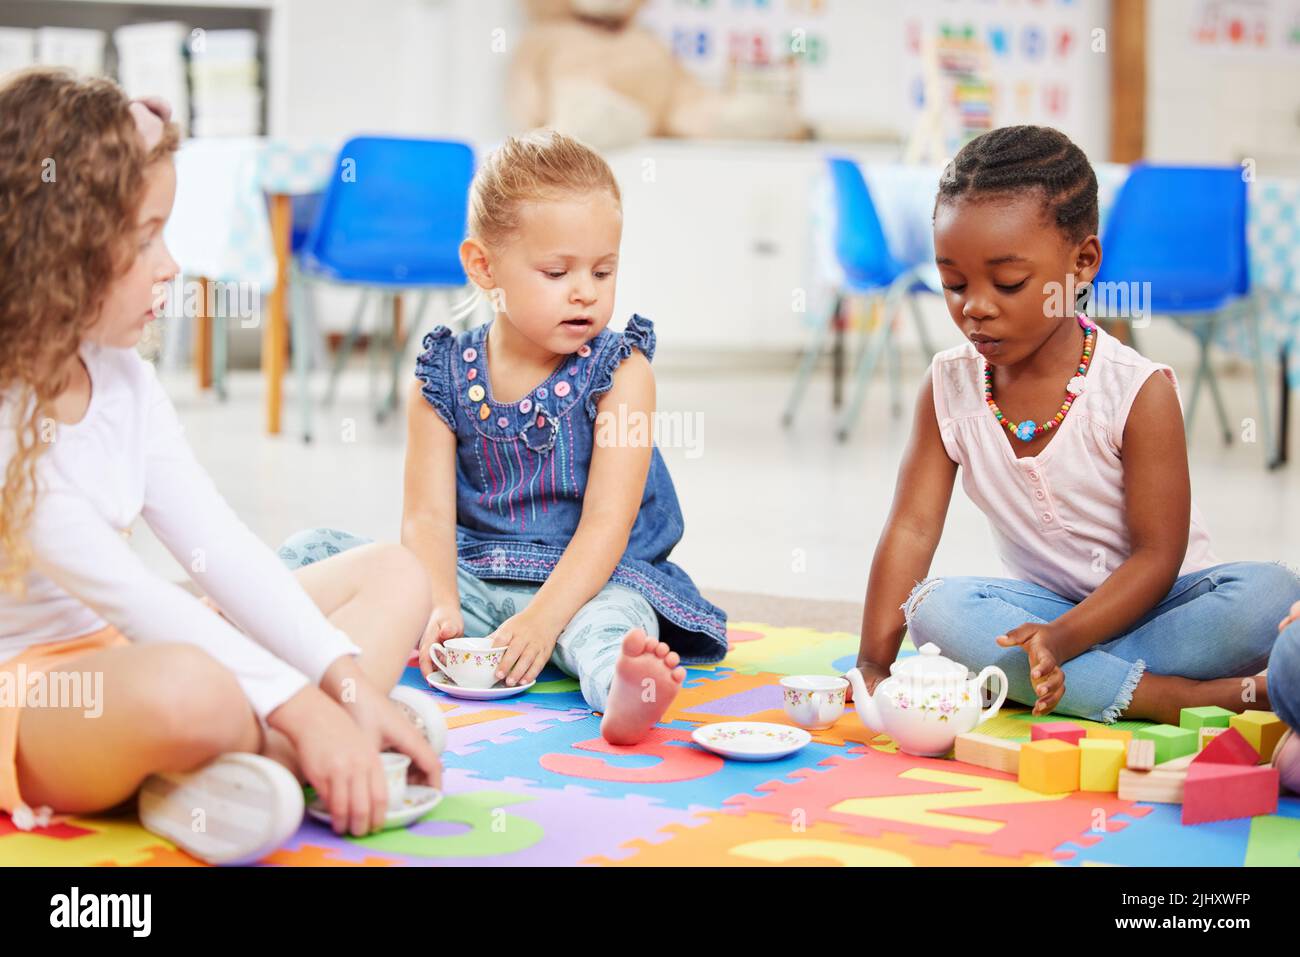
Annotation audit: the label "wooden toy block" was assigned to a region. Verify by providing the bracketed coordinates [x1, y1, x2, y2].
[1157, 753, 1197, 771]
[1198, 726, 1226, 750]
[1126, 738, 1156, 771]
[1117, 753, 1194, 803]
[1018, 739, 1079, 794]
[1079, 738, 1126, 792]
[1134, 724, 1197, 764]
[1117, 767, 1186, 803]
[1229, 711, 1287, 763]
[1086, 726, 1133, 747]
[1191, 727, 1259, 767]
[1179, 705, 1234, 732]
[954, 732, 1020, 774]
[1181, 763, 1279, 825]
[1030, 721, 1086, 746]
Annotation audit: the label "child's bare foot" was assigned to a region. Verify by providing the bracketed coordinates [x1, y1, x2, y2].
[600, 629, 686, 746]
[1126, 673, 1271, 726]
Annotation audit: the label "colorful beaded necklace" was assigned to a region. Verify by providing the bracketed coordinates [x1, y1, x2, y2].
[984, 314, 1096, 443]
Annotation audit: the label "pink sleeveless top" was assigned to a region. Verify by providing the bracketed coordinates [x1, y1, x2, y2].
[931, 324, 1218, 602]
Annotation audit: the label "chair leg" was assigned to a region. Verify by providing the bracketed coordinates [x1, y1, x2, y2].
[1184, 335, 1205, 440]
[324, 290, 371, 409]
[386, 290, 434, 415]
[835, 294, 895, 442]
[1245, 305, 1277, 466]
[290, 270, 314, 443]
[907, 290, 936, 360]
[369, 292, 391, 423]
[1199, 321, 1233, 447]
[782, 293, 840, 428]
[831, 299, 847, 409]
[1276, 344, 1291, 469]
[211, 313, 228, 402]
[887, 308, 903, 417]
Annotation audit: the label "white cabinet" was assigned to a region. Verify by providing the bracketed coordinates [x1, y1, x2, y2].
[606, 138, 900, 356]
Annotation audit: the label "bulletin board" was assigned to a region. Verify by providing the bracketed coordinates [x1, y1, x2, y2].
[635, 0, 1112, 158]
[901, 0, 1111, 158]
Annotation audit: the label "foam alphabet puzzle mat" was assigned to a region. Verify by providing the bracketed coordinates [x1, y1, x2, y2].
[2, 621, 1297, 867]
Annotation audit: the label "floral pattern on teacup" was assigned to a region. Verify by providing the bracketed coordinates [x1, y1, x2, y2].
[783, 688, 846, 706]
[443, 649, 503, 667]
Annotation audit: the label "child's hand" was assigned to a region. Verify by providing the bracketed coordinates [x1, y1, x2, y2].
[417, 606, 464, 681]
[490, 611, 559, 687]
[844, 662, 891, 703]
[321, 658, 443, 790]
[269, 687, 391, 836]
[996, 624, 1065, 715]
[1280, 600, 1300, 632]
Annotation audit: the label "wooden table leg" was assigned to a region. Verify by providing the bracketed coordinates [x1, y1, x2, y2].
[265, 194, 292, 434]
[195, 276, 212, 390]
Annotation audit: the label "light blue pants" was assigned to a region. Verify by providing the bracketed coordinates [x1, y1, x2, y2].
[278, 528, 659, 713]
[902, 562, 1300, 724]
[1271, 619, 1300, 734]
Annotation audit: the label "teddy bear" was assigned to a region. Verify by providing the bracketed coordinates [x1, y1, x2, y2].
[508, 0, 806, 151]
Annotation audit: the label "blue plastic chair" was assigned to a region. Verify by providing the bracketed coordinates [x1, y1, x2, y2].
[1094, 164, 1269, 456]
[292, 136, 475, 441]
[783, 157, 937, 441]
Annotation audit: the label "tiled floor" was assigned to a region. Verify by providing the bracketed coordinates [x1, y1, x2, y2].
[140, 323, 1300, 610]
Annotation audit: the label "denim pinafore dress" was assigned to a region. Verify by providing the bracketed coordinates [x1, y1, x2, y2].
[413, 314, 727, 664]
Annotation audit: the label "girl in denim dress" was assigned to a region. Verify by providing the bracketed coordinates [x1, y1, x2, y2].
[285, 131, 726, 744]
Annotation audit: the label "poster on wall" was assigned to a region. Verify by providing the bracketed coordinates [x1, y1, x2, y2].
[635, 0, 1109, 157]
[1190, 0, 1300, 55]
[637, 0, 831, 83]
[636, 0, 829, 125]
[901, 0, 1107, 157]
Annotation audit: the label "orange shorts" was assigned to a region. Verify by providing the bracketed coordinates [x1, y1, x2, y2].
[0, 626, 129, 816]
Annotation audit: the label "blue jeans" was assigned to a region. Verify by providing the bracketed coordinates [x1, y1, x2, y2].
[903, 562, 1300, 724]
[1271, 619, 1300, 733]
[277, 528, 658, 713]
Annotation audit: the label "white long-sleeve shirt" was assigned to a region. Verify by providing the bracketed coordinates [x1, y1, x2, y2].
[0, 342, 360, 718]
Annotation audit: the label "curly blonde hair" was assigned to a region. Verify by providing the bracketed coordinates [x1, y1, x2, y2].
[0, 68, 179, 593]
[469, 129, 621, 248]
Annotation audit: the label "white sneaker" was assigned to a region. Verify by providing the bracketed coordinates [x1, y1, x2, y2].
[389, 683, 448, 755]
[138, 753, 304, 866]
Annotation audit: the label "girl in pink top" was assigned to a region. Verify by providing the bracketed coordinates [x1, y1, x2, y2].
[855, 126, 1300, 726]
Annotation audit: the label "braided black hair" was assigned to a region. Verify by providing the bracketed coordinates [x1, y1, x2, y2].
[935, 126, 1099, 245]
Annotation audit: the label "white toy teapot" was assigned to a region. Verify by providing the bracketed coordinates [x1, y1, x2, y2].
[844, 643, 1007, 756]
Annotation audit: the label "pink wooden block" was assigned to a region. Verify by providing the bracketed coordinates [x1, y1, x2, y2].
[1182, 763, 1279, 825]
[1030, 721, 1087, 746]
[1191, 727, 1259, 767]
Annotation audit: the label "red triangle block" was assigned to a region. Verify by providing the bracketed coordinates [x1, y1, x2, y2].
[1191, 726, 1259, 767]
[1030, 721, 1086, 745]
[1182, 763, 1278, 825]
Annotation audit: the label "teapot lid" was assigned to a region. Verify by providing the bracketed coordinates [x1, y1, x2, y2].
[889, 643, 969, 679]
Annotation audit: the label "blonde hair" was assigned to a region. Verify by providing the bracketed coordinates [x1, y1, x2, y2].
[0, 68, 179, 593]
[468, 129, 621, 248]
